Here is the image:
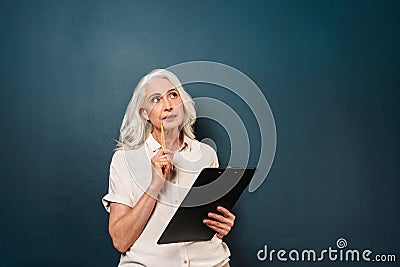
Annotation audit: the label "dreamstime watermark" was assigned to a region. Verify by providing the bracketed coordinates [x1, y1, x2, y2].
[257, 238, 396, 263]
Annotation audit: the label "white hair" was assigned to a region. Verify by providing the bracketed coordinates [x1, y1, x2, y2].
[115, 69, 196, 151]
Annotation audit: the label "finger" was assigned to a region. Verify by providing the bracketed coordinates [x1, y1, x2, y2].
[161, 148, 174, 155]
[159, 160, 173, 171]
[155, 152, 173, 164]
[153, 161, 169, 172]
[155, 148, 174, 159]
[163, 163, 173, 174]
[155, 148, 166, 156]
[203, 219, 232, 232]
[155, 153, 172, 161]
[217, 206, 235, 220]
[162, 150, 174, 163]
[208, 212, 234, 227]
[203, 223, 229, 237]
[156, 154, 170, 161]
[160, 156, 173, 164]
[152, 151, 172, 166]
[155, 158, 170, 165]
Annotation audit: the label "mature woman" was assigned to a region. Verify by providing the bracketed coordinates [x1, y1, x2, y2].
[102, 69, 235, 267]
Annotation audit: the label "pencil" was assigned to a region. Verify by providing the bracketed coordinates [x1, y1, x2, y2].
[160, 121, 166, 148]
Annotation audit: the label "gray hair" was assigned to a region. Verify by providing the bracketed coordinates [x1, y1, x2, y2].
[115, 69, 196, 150]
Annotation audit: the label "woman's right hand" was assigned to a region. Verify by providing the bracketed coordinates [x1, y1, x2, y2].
[150, 148, 174, 190]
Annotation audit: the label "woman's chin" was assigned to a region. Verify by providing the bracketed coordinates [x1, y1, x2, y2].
[162, 119, 183, 130]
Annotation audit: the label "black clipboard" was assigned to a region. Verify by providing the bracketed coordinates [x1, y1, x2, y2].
[157, 167, 256, 244]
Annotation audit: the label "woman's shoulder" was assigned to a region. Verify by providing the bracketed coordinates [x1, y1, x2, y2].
[190, 138, 217, 156]
[111, 145, 146, 164]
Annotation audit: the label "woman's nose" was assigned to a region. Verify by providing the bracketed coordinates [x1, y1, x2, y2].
[161, 96, 173, 110]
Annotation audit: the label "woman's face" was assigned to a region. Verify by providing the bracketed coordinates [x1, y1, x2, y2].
[141, 77, 185, 131]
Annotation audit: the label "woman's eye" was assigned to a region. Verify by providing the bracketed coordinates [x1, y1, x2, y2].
[169, 92, 178, 99]
[151, 97, 160, 103]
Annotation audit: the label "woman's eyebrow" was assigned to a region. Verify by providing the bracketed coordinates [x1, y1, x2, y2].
[148, 93, 161, 100]
[166, 88, 178, 93]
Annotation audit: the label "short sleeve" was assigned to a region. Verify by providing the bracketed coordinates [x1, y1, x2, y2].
[102, 150, 135, 212]
[209, 150, 220, 168]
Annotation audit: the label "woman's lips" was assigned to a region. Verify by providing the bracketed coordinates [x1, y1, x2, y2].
[162, 114, 177, 121]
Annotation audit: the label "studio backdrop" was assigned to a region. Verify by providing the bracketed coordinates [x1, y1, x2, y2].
[0, 0, 399, 266]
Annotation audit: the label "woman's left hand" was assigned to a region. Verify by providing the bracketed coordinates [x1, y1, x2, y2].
[203, 206, 235, 239]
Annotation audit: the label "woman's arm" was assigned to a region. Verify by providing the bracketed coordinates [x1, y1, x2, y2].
[108, 184, 160, 253]
[108, 148, 173, 253]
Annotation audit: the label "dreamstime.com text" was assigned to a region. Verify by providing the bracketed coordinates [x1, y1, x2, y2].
[257, 238, 396, 263]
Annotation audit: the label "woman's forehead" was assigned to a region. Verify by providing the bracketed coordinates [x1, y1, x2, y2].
[145, 77, 176, 95]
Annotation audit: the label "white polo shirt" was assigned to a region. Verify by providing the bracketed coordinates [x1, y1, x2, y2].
[102, 134, 231, 267]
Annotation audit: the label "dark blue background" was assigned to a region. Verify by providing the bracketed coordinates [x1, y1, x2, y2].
[0, 0, 399, 266]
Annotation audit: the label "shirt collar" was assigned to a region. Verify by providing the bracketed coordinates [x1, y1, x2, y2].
[145, 133, 191, 153]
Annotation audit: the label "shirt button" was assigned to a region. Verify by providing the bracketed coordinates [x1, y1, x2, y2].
[183, 260, 188, 264]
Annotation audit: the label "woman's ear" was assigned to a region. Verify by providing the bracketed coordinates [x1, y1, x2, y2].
[140, 108, 149, 121]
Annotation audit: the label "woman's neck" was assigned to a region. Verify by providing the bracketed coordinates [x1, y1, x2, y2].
[152, 128, 182, 151]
